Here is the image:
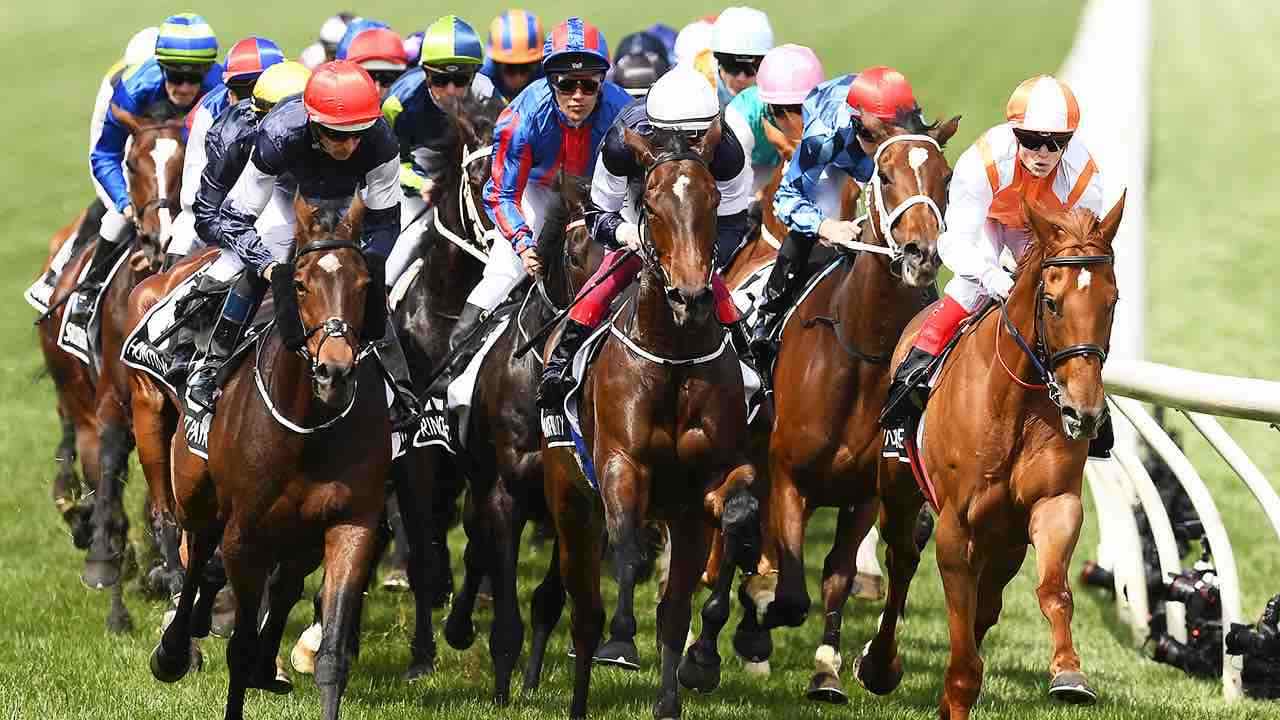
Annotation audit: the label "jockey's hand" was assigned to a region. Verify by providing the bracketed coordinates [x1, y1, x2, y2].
[122, 203, 136, 224]
[262, 262, 279, 281]
[616, 222, 642, 252]
[817, 218, 860, 248]
[520, 247, 544, 278]
[983, 269, 1015, 300]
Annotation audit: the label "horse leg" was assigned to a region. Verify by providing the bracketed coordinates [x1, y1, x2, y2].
[444, 510, 483, 650]
[974, 544, 1028, 650]
[221, 539, 271, 720]
[854, 526, 885, 600]
[381, 491, 411, 590]
[761, 462, 809, 629]
[524, 537, 565, 692]
[83, 414, 133, 594]
[807, 501, 877, 703]
[485, 484, 525, 706]
[1029, 494, 1095, 704]
[390, 453, 439, 680]
[290, 577, 324, 675]
[855, 470, 925, 696]
[549, 463, 605, 720]
[315, 522, 379, 720]
[52, 411, 85, 535]
[252, 562, 311, 695]
[133, 380, 182, 597]
[654, 507, 710, 720]
[151, 526, 219, 683]
[597, 461, 654, 671]
[935, 508, 985, 720]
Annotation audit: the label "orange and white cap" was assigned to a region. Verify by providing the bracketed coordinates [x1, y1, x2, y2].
[1005, 75, 1080, 133]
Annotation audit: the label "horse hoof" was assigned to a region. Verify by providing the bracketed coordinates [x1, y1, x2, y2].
[732, 625, 773, 663]
[210, 587, 236, 639]
[743, 659, 771, 676]
[594, 638, 640, 671]
[444, 613, 476, 651]
[653, 695, 681, 720]
[290, 623, 322, 675]
[81, 559, 122, 590]
[150, 642, 192, 683]
[761, 598, 809, 630]
[266, 664, 293, 695]
[806, 671, 849, 704]
[677, 648, 721, 693]
[914, 508, 935, 550]
[853, 649, 904, 696]
[854, 572, 885, 601]
[381, 568, 411, 593]
[106, 608, 134, 635]
[1049, 671, 1097, 704]
[403, 660, 435, 682]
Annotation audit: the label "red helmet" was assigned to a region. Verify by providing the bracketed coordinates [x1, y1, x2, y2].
[846, 65, 918, 121]
[345, 27, 408, 72]
[304, 60, 382, 131]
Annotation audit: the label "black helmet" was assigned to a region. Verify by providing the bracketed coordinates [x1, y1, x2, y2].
[611, 32, 671, 97]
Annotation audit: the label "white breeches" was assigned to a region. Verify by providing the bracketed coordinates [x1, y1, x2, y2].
[462, 184, 555, 311]
[167, 211, 200, 256]
[386, 194, 430, 287]
[206, 189, 297, 282]
[941, 219, 1030, 312]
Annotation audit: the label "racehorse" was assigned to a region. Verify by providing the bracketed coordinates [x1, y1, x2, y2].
[860, 196, 1124, 718]
[544, 126, 759, 720]
[443, 173, 599, 704]
[741, 113, 960, 702]
[150, 193, 391, 720]
[36, 116, 184, 633]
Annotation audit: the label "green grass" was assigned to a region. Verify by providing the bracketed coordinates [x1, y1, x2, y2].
[2, 1, 1279, 719]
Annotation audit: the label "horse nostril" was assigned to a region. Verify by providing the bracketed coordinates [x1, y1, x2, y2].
[316, 363, 331, 380]
[902, 242, 923, 260]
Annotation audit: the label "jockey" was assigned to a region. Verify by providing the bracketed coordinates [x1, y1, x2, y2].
[479, 9, 545, 103]
[673, 17, 714, 67]
[881, 76, 1105, 436]
[644, 23, 679, 67]
[433, 17, 630, 391]
[168, 37, 285, 268]
[68, 13, 221, 330]
[749, 66, 922, 362]
[334, 18, 390, 61]
[610, 31, 672, 97]
[709, 6, 774, 107]
[300, 12, 355, 69]
[188, 61, 422, 429]
[537, 66, 754, 408]
[403, 31, 425, 66]
[381, 14, 494, 287]
[724, 43, 824, 195]
[345, 27, 408, 99]
[165, 61, 311, 382]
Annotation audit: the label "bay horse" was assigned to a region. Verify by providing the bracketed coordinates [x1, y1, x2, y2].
[36, 117, 184, 632]
[443, 174, 599, 704]
[544, 126, 759, 720]
[150, 194, 391, 720]
[863, 196, 1124, 718]
[740, 113, 960, 702]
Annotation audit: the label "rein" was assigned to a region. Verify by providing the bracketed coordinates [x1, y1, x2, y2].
[431, 142, 495, 262]
[996, 253, 1114, 409]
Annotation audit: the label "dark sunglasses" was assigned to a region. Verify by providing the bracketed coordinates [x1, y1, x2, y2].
[428, 71, 474, 88]
[766, 103, 802, 124]
[164, 69, 204, 86]
[368, 70, 402, 86]
[1012, 128, 1073, 152]
[315, 124, 366, 141]
[552, 76, 601, 95]
[500, 61, 538, 75]
[715, 53, 762, 77]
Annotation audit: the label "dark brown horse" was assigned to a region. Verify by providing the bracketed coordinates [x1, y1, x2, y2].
[442, 174, 598, 704]
[544, 127, 759, 720]
[36, 119, 184, 632]
[739, 114, 959, 702]
[864, 197, 1124, 719]
[150, 195, 391, 720]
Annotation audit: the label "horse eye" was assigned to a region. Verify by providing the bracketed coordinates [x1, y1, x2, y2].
[879, 171, 891, 185]
[1043, 295, 1059, 315]
[294, 280, 307, 295]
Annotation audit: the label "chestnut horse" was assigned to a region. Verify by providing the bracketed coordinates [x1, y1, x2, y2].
[740, 114, 960, 702]
[443, 174, 599, 704]
[36, 119, 183, 632]
[150, 195, 391, 720]
[544, 127, 759, 720]
[864, 197, 1124, 718]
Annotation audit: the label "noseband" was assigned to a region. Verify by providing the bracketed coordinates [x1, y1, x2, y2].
[1000, 253, 1114, 408]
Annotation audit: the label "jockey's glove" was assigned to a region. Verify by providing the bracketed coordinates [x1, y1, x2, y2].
[817, 218, 860, 247]
[982, 268, 1015, 300]
[617, 222, 642, 252]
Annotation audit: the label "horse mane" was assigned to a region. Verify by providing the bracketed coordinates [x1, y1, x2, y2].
[534, 173, 589, 258]
[1015, 204, 1108, 280]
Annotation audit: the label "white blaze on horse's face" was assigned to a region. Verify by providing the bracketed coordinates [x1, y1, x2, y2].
[318, 253, 342, 274]
[1077, 268, 1092, 290]
[151, 137, 179, 244]
[908, 146, 929, 191]
[673, 174, 691, 202]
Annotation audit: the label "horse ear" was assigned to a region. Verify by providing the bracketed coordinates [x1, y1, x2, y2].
[1098, 190, 1126, 247]
[762, 115, 797, 160]
[624, 128, 657, 168]
[293, 194, 315, 243]
[930, 115, 962, 147]
[698, 118, 723, 164]
[1022, 197, 1057, 246]
[341, 193, 368, 240]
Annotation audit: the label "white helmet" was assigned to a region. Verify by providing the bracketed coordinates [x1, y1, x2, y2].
[673, 20, 714, 66]
[711, 7, 773, 57]
[319, 14, 353, 47]
[123, 27, 159, 66]
[647, 66, 720, 132]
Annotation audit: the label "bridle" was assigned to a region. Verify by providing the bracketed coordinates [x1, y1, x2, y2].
[637, 148, 713, 302]
[998, 253, 1114, 409]
[431, 142, 496, 262]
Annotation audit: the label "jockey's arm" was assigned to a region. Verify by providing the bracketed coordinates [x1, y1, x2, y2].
[193, 126, 251, 247]
[180, 106, 215, 216]
[711, 124, 752, 266]
[936, 146, 1001, 289]
[773, 130, 847, 237]
[89, 102, 134, 213]
[585, 125, 639, 250]
[484, 109, 535, 253]
[218, 151, 279, 276]
[360, 156, 404, 260]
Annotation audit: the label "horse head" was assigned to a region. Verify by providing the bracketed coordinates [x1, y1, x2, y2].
[441, 92, 506, 204]
[859, 112, 960, 288]
[535, 172, 598, 307]
[290, 193, 376, 408]
[122, 115, 185, 274]
[624, 125, 722, 327]
[1018, 192, 1125, 440]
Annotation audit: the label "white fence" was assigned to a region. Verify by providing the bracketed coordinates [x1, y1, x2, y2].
[1087, 358, 1280, 700]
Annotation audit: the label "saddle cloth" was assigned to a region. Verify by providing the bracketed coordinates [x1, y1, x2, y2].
[56, 245, 132, 367]
[24, 233, 81, 314]
[120, 259, 218, 396]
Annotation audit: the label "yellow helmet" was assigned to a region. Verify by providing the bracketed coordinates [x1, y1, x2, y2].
[253, 61, 311, 113]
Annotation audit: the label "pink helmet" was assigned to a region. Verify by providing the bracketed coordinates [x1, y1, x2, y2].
[757, 44, 824, 105]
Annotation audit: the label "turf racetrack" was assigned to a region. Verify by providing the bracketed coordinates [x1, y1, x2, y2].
[2, 1, 1277, 718]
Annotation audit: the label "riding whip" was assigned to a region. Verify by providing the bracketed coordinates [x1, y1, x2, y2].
[513, 249, 637, 360]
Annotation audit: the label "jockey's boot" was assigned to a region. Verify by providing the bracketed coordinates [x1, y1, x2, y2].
[65, 233, 127, 328]
[426, 302, 484, 396]
[537, 319, 593, 410]
[165, 274, 230, 385]
[70, 199, 108, 255]
[375, 318, 424, 431]
[747, 252, 802, 371]
[186, 273, 266, 411]
[726, 318, 754, 366]
[880, 296, 971, 428]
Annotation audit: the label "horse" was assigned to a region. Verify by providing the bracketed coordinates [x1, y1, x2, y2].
[737, 113, 960, 702]
[544, 126, 760, 720]
[150, 193, 392, 720]
[442, 173, 599, 704]
[36, 117, 184, 633]
[862, 196, 1124, 719]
